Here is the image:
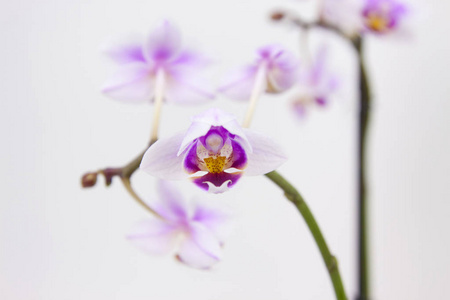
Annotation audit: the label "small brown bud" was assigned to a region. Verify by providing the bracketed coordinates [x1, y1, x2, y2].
[81, 172, 98, 188]
[271, 11, 285, 21]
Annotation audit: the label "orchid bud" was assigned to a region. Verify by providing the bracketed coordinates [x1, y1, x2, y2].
[81, 172, 98, 188]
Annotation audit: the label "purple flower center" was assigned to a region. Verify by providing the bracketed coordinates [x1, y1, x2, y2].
[183, 126, 248, 191]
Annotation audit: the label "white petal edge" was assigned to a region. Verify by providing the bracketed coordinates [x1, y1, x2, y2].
[140, 132, 188, 180]
[243, 128, 288, 176]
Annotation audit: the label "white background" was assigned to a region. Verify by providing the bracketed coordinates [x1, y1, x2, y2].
[1, 0, 449, 299]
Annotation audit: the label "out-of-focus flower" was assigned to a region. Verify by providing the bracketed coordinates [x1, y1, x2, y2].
[291, 46, 338, 118]
[362, 0, 408, 34]
[218, 44, 299, 101]
[102, 21, 214, 104]
[140, 108, 287, 193]
[320, 0, 364, 37]
[127, 180, 233, 269]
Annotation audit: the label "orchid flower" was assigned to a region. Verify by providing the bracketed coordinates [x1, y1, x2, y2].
[140, 108, 287, 193]
[219, 44, 299, 101]
[361, 0, 408, 34]
[127, 180, 233, 269]
[291, 46, 339, 118]
[102, 20, 214, 105]
[219, 44, 299, 126]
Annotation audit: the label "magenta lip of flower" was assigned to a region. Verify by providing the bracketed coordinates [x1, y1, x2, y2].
[126, 180, 234, 269]
[101, 20, 215, 104]
[140, 108, 288, 193]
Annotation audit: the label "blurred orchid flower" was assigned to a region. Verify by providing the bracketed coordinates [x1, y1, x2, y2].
[362, 0, 408, 34]
[140, 108, 287, 193]
[291, 46, 338, 118]
[102, 21, 214, 104]
[127, 180, 233, 269]
[218, 44, 299, 101]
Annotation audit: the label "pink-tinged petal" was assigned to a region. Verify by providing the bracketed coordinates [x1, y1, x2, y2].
[152, 180, 189, 222]
[176, 222, 222, 269]
[169, 49, 211, 71]
[102, 62, 153, 103]
[127, 218, 179, 255]
[140, 132, 187, 180]
[242, 129, 288, 176]
[103, 36, 145, 64]
[191, 172, 242, 194]
[218, 65, 258, 101]
[191, 198, 234, 244]
[264, 46, 299, 93]
[144, 20, 182, 62]
[164, 75, 215, 105]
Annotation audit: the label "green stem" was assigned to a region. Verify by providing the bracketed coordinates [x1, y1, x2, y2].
[353, 37, 371, 300]
[265, 171, 347, 300]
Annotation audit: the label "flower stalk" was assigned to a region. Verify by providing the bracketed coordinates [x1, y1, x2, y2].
[265, 171, 347, 300]
[353, 36, 371, 300]
[150, 69, 166, 143]
[242, 62, 267, 128]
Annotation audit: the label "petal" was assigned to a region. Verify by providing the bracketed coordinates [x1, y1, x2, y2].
[102, 62, 153, 103]
[243, 129, 288, 176]
[176, 222, 223, 269]
[102, 36, 146, 64]
[164, 74, 215, 105]
[144, 20, 182, 62]
[140, 132, 187, 180]
[191, 172, 242, 193]
[266, 49, 299, 93]
[127, 218, 179, 255]
[152, 180, 189, 222]
[191, 198, 234, 244]
[168, 49, 210, 72]
[218, 65, 258, 101]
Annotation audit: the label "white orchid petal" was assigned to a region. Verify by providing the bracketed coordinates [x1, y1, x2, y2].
[176, 222, 222, 269]
[218, 65, 258, 101]
[152, 180, 190, 222]
[165, 75, 215, 105]
[191, 197, 234, 244]
[243, 128, 288, 176]
[102, 35, 145, 64]
[102, 63, 153, 103]
[127, 219, 178, 255]
[140, 132, 187, 180]
[144, 20, 182, 62]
